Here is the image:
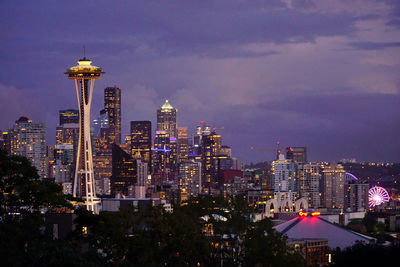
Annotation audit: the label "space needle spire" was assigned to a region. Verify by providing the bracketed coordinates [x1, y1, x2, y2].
[65, 55, 105, 213]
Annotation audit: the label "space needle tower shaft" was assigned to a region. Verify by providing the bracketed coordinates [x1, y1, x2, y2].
[65, 56, 105, 213]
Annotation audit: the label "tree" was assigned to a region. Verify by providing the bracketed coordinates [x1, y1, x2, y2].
[0, 150, 84, 266]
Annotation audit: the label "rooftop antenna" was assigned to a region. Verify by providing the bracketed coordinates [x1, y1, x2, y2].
[83, 45, 86, 59]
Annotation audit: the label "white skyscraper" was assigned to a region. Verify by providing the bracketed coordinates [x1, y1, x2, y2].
[9, 116, 46, 179]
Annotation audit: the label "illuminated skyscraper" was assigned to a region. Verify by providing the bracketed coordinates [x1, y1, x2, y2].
[157, 100, 177, 138]
[178, 160, 202, 199]
[297, 163, 321, 208]
[270, 154, 296, 192]
[321, 164, 346, 210]
[130, 121, 152, 173]
[65, 56, 104, 213]
[92, 109, 109, 138]
[59, 109, 79, 125]
[201, 132, 221, 193]
[104, 87, 121, 145]
[111, 144, 137, 197]
[9, 116, 46, 179]
[177, 126, 189, 162]
[193, 121, 211, 156]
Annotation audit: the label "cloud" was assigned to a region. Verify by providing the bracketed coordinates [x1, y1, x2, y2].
[1, 0, 400, 162]
[0, 83, 43, 129]
[349, 41, 400, 50]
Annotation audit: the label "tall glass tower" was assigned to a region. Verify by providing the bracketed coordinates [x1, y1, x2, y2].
[65, 57, 105, 213]
[157, 100, 177, 138]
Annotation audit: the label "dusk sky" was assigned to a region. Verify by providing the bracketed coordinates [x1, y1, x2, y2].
[1, 0, 399, 163]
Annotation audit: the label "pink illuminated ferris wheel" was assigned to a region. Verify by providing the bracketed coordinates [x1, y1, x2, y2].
[368, 186, 390, 208]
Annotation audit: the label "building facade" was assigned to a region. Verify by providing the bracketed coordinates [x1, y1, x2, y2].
[297, 163, 321, 208]
[157, 100, 177, 138]
[9, 116, 47, 179]
[320, 164, 346, 209]
[345, 181, 369, 212]
[177, 126, 189, 162]
[104, 86, 121, 145]
[201, 132, 221, 193]
[130, 121, 152, 172]
[111, 144, 137, 197]
[270, 154, 296, 192]
[178, 160, 202, 199]
[286, 147, 307, 163]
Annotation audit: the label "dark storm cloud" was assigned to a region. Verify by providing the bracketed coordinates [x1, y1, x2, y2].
[215, 93, 400, 162]
[1, 0, 400, 163]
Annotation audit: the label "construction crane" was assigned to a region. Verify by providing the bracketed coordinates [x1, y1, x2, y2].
[250, 141, 282, 160]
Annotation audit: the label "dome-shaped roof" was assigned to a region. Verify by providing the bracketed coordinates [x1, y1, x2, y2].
[161, 99, 174, 110]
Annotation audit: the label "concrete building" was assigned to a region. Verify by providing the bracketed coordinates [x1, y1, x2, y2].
[345, 181, 369, 212]
[297, 163, 321, 208]
[320, 164, 346, 210]
[9, 116, 47, 179]
[178, 160, 202, 199]
[270, 154, 296, 192]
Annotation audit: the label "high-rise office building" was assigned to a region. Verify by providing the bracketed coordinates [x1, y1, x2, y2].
[320, 164, 346, 209]
[93, 139, 112, 194]
[92, 109, 109, 138]
[130, 121, 152, 172]
[270, 154, 296, 192]
[111, 144, 137, 197]
[104, 87, 121, 145]
[152, 131, 177, 180]
[286, 147, 307, 163]
[65, 56, 104, 213]
[59, 109, 79, 125]
[178, 160, 202, 199]
[157, 100, 177, 138]
[297, 163, 321, 208]
[9, 116, 47, 179]
[177, 126, 189, 162]
[201, 132, 221, 193]
[192, 121, 212, 156]
[345, 180, 369, 212]
[53, 110, 80, 187]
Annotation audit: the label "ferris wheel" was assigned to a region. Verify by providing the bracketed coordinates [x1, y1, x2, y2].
[368, 186, 390, 207]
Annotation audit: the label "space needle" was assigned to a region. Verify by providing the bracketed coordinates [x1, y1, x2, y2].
[65, 54, 105, 213]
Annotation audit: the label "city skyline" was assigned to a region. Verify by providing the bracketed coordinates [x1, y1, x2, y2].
[1, 1, 400, 163]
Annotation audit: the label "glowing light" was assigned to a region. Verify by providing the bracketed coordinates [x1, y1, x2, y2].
[345, 172, 358, 180]
[368, 186, 389, 207]
[299, 211, 308, 216]
[311, 212, 321, 216]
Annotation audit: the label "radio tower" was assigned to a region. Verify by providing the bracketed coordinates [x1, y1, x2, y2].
[65, 54, 105, 213]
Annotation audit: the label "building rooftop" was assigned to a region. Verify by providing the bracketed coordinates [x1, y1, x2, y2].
[161, 99, 174, 110]
[65, 58, 105, 78]
[274, 214, 375, 249]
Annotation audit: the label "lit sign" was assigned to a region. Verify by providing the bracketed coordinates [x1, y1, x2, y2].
[299, 211, 321, 217]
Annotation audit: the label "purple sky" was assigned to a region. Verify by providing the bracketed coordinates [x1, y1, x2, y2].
[1, 0, 399, 163]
